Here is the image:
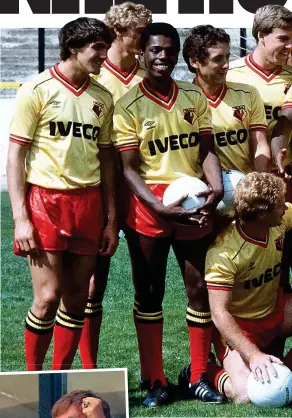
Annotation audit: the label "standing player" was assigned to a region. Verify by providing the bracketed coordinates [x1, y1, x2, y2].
[79, 2, 152, 370]
[183, 25, 271, 175]
[205, 172, 292, 403]
[113, 23, 224, 406]
[227, 4, 292, 300]
[6, 18, 118, 371]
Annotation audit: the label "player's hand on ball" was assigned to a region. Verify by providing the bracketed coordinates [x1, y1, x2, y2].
[250, 352, 283, 383]
[161, 194, 202, 224]
[195, 188, 223, 212]
[81, 397, 106, 418]
[14, 218, 40, 256]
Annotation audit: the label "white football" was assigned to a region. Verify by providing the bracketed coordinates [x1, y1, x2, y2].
[247, 364, 292, 407]
[163, 176, 209, 210]
[217, 169, 245, 215]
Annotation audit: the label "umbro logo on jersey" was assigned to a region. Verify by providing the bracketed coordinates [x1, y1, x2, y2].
[144, 121, 155, 130]
[232, 105, 246, 121]
[275, 234, 284, 251]
[284, 84, 291, 95]
[183, 108, 197, 125]
[50, 100, 61, 108]
[247, 261, 255, 271]
[92, 101, 104, 118]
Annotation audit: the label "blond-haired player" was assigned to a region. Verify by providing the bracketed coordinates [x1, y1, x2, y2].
[7, 18, 118, 371]
[227, 4, 292, 349]
[205, 172, 292, 403]
[79, 3, 152, 370]
[183, 25, 270, 175]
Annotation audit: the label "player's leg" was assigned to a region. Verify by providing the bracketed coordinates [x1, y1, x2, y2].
[79, 255, 111, 369]
[222, 349, 250, 404]
[52, 252, 97, 370]
[26, 251, 63, 371]
[125, 225, 171, 405]
[174, 235, 224, 402]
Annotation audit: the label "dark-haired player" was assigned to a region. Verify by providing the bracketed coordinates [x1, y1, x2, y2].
[79, 2, 152, 370]
[183, 25, 270, 175]
[7, 17, 118, 371]
[113, 22, 224, 406]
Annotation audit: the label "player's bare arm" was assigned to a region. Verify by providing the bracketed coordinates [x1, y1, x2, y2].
[250, 130, 271, 173]
[99, 147, 119, 257]
[271, 109, 292, 176]
[208, 289, 283, 382]
[121, 148, 199, 223]
[7, 141, 40, 255]
[198, 132, 223, 210]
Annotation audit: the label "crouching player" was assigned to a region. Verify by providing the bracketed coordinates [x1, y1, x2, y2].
[7, 18, 118, 370]
[205, 172, 292, 403]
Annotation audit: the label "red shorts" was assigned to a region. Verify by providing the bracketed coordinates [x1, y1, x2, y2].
[213, 289, 290, 363]
[126, 184, 212, 240]
[14, 185, 104, 256]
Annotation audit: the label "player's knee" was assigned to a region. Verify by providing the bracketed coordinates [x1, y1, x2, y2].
[33, 291, 61, 318]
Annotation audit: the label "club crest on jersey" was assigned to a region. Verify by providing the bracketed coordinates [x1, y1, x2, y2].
[92, 102, 104, 118]
[274, 234, 284, 251]
[183, 108, 197, 125]
[284, 84, 291, 95]
[232, 105, 246, 121]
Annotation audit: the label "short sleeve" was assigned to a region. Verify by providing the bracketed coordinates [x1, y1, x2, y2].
[205, 247, 237, 291]
[9, 83, 41, 146]
[112, 99, 139, 151]
[197, 92, 213, 135]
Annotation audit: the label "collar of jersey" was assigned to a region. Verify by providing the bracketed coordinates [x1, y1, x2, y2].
[50, 64, 90, 96]
[236, 221, 269, 248]
[245, 52, 282, 82]
[139, 78, 178, 110]
[199, 83, 227, 109]
[103, 58, 140, 85]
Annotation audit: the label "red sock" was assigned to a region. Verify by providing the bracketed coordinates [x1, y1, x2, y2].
[135, 308, 167, 386]
[79, 300, 103, 369]
[206, 363, 229, 395]
[187, 307, 212, 383]
[52, 309, 85, 370]
[133, 300, 150, 381]
[25, 310, 54, 371]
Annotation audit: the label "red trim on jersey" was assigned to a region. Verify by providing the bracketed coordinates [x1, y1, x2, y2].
[207, 285, 232, 291]
[10, 134, 31, 146]
[199, 129, 213, 135]
[245, 53, 282, 82]
[139, 78, 178, 111]
[281, 103, 292, 110]
[236, 221, 268, 248]
[117, 145, 139, 152]
[204, 84, 227, 109]
[103, 58, 140, 85]
[249, 124, 268, 132]
[50, 64, 90, 97]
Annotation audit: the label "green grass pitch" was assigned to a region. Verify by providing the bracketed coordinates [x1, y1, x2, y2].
[1, 191, 292, 416]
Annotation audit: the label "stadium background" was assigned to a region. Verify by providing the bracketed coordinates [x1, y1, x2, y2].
[3, 28, 292, 418]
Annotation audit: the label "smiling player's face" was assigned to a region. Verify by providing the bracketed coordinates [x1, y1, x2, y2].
[74, 38, 111, 75]
[260, 28, 292, 67]
[143, 35, 178, 80]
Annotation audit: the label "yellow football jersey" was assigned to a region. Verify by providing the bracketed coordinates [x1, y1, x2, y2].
[112, 79, 213, 184]
[228, 53, 292, 140]
[94, 58, 145, 104]
[205, 204, 292, 319]
[10, 65, 113, 190]
[200, 81, 267, 174]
